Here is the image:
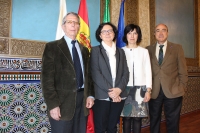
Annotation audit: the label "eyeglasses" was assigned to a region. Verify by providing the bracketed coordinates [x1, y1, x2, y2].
[63, 20, 80, 25]
[155, 29, 167, 33]
[101, 29, 113, 35]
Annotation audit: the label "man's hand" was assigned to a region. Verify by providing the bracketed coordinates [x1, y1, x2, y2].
[143, 91, 151, 102]
[86, 97, 94, 108]
[50, 107, 61, 121]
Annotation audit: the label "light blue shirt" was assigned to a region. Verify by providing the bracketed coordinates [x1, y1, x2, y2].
[64, 35, 84, 88]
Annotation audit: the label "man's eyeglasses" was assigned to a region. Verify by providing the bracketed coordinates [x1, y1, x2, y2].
[63, 20, 80, 25]
[155, 29, 167, 33]
[101, 29, 113, 35]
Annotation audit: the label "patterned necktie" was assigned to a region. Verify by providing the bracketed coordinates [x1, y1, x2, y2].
[158, 45, 164, 65]
[71, 40, 83, 89]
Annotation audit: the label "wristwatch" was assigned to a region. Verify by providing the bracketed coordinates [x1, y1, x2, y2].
[146, 90, 152, 94]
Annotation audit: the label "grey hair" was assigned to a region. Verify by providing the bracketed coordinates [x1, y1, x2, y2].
[62, 12, 80, 25]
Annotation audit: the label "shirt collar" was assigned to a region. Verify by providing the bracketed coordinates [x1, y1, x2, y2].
[64, 35, 77, 47]
[156, 40, 167, 48]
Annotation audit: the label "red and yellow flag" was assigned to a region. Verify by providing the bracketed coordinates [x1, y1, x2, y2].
[77, 1, 94, 132]
[77, 0, 91, 51]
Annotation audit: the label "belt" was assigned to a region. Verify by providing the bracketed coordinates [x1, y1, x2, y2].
[77, 88, 84, 92]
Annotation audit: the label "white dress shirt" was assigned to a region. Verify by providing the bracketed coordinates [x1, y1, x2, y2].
[63, 35, 85, 88]
[155, 40, 167, 60]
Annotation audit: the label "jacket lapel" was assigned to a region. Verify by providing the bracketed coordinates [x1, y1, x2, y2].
[57, 37, 74, 67]
[162, 41, 172, 65]
[99, 44, 112, 76]
[151, 44, 159, 66]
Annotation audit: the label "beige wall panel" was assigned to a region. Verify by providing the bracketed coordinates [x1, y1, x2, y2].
[0, 38, 9, 55]
[149, 0, 156, 45]
[138, 0, 150, 47]
[0, 0, 11, 37]
[125, 0, 138, 25]
[110, 0, 121, 27]
[10, 39, 46, 58]
[198, 0, 200, 66]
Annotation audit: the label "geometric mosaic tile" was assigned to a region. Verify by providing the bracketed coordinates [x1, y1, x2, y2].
[0, 83, 51, 133]
[0, 74, 40, 81]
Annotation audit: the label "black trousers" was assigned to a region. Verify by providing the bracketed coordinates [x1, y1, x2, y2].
[149, 88, 183, 133]
[49, 91, 87, 133]
[93, 99, 125, 133]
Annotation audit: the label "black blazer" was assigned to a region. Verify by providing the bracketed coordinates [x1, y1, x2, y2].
[41, 37, 94, 120]
[90, 44, 129, 99]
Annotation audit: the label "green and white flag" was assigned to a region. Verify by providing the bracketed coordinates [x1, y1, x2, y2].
[103, 0, 110, 22]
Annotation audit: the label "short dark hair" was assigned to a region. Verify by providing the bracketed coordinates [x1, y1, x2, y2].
[122, 24, 142, 44]
[95, 22, 118, 42]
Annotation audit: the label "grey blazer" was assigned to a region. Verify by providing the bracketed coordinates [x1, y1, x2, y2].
[41, 37, 94, 120]
[90, 44, 129, 99]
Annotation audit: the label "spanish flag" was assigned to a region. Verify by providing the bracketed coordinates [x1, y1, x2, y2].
[77, 0, 94, 133]
[77, 0, 91, 51]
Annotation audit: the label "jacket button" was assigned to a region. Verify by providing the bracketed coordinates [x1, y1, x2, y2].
[73, 90, 76, 93]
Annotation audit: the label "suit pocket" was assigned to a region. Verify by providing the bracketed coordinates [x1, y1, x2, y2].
[171, 77, 184, 95]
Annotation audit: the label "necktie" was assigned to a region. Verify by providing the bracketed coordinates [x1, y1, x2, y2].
[71, 40, 83, 89]
[158, 45, 164, 65]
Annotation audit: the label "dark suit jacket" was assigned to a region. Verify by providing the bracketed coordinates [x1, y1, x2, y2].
[146, 41, 188, 99]
[90, 44, 129, 99]
[41, 37, 94, 120]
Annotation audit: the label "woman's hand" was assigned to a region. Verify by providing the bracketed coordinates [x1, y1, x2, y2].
[112, 96, 122, 102]
[108, 88, 122, 99]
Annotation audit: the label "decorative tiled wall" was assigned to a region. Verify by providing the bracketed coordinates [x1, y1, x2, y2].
[0, 58, 42, 71]
[0, 57, 50, 133]
[0, 58, 41, 81]
[0, 74, 40, 81]
[0, 82, 51, 133]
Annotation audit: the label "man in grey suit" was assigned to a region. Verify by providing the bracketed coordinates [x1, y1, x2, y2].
[147, 24, 188, 133]
[41, 12, 94, 133]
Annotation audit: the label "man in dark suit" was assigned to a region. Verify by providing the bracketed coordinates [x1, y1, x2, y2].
[146, 23, 188, 133]
[41, 12, 94, 133]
